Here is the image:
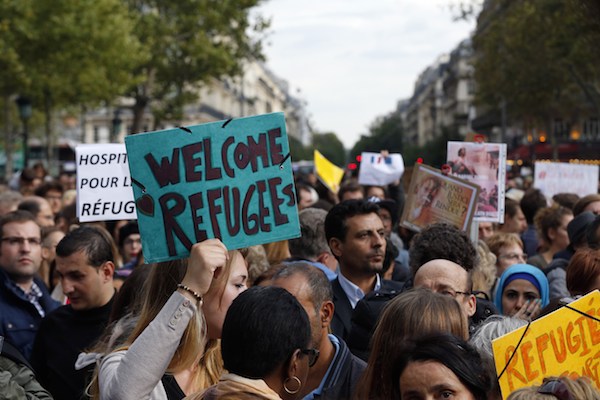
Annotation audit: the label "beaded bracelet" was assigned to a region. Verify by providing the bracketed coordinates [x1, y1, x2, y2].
[176, 283, 203, 306]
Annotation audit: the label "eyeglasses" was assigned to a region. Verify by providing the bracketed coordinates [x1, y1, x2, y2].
[300, 348, 320, 367]
[440, 289, 471, 298]
[537, 379, 574, 400]
[499, 252, 527, 261]
[1, 237, 42, 246]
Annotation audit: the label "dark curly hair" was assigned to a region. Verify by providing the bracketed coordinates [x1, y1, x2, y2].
[409, 223, 477, 277]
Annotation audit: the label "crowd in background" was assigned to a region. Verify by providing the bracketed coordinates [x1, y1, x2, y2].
[0, 160, 599, 400]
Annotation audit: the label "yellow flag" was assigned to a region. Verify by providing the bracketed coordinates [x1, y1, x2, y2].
[314, 150, 344, 194]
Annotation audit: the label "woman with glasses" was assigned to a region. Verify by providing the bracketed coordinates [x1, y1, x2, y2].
[507, 376, 600, 399]
[528, 206, 573, 270]
[494, 264, 550, 321]
[486, 232, 528, 298]
[192, 286, 316, 400]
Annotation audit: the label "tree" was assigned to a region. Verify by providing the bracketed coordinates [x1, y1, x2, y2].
[124, 0, 269, 132]
[0, 0, 144, 171]
[313, 132, 346, 166]
[351, 111, 404, 159]
[473, 0, 600, 139]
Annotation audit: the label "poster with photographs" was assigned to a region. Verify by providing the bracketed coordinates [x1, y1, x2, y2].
[400, 164, 480, 233]
[446, 141, 507, 223]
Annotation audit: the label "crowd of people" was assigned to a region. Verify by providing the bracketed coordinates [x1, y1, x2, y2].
[0, 161, 599, 399]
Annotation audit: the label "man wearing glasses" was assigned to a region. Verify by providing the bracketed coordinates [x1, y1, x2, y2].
[0, 210, 59, 360]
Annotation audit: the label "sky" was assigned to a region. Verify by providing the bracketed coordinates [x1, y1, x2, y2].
[255, 0, 476, 149]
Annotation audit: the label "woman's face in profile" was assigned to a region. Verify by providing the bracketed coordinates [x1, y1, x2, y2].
[399, 360, 475, 400]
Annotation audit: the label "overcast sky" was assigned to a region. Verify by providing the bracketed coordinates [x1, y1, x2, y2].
[255, 0, 476, 149]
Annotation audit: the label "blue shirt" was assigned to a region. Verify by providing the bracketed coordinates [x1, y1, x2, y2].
[338, 272, 381, 309]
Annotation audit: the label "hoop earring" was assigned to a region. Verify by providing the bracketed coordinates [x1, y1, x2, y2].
[283, 376, 302, 395]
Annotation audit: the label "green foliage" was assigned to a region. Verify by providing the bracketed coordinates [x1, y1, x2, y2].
[351, 111, 404, 159]
[288, 134, 312, 162]
[125, 0, 269, 130]
[473, 0, 600, 124]
[313, 132, 346, 166]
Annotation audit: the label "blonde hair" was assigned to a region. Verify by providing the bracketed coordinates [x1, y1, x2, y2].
[486, 232, 523, 262]
[356, 288, 469, 399]
[90, 249, 245, 398]
[507, 376, 600, 400]
[472, 240, 497, 298]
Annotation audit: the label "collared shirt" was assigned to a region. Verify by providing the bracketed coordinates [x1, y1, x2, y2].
[303, 334, 340, 400]
[338, 272, 381, 309]
[14, 280, 46, 318]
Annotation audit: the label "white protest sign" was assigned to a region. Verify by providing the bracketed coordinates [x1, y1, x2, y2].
[358, 152, 405, 186]
[534, 162, 599, 199]
[76, 144, 137, 222]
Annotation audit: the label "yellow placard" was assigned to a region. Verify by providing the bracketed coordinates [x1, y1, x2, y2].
[492, 290, 600, 399]
[314, 150, 344, 194]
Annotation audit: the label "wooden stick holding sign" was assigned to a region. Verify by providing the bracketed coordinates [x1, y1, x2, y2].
[125, 112, 300, 263]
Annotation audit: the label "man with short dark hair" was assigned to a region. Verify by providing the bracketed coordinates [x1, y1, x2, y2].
[272, 263, 366, 400]
[17, 196, 55, 227]
[31, 225, 116, 400]
[325, 200, 402, 339]
[0, 210, 58, 360]
[34, 181, 64, 217]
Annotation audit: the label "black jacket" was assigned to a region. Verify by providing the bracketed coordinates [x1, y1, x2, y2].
[315, 335, 366, 400]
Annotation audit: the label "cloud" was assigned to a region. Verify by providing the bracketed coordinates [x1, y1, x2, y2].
[256, 0, 475, 148]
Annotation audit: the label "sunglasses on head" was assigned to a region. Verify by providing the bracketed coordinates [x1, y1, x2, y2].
[537, 379, 574, 400]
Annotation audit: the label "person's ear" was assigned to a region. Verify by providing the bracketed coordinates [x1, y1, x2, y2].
[283, 349, 303, 396]
[100, 261, 115, 283]
[466, 294, 477, 317]
[328, 238, 343, 258]
[41, 246, 51, 261]
[548, 228, 557, 241]
[320, 301, 334, 329]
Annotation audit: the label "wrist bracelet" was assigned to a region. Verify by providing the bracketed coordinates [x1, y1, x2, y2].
[177, 283, 203, 306]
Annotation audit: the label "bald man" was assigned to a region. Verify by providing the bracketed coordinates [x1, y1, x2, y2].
[413, 259, 476, 318]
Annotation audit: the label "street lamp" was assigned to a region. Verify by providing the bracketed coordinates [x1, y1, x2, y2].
[111, 108, 122, 143]
[15, 96, 32, 168]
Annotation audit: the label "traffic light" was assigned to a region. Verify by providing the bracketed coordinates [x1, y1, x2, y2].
[416, 157, 424, 164]
[356, 155, 362, 162]
[347, 162, 358, 170]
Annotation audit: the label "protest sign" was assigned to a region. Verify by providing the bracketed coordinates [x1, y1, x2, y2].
[400, 163, 479, 232]
[357, 152, 405, 186]
[125, 112, 300, 263]
[492, 291, 600, 399]
[76, 143, 136, 222]
[447, 141, 507, 223]
[534, 162, 599, 199]
[314, 150, 344, 194]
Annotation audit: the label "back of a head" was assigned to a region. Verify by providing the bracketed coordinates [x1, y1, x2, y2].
[360, 289, 469, 399]
[567, 211, 596, 249]
[221, 286, 310, 379]
[394, 334, 492, 400]
[409, 223, 477, 276]
[288, 208, 329, 260]
[573, 194, 600, 216]
[566, 247, 600, 296]
[520, 188, 547, 224]
[469, 315, 527, 361]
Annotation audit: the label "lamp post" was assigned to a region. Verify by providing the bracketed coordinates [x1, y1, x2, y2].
[111, 108, 122, 143]
[15, 96, 32, 168]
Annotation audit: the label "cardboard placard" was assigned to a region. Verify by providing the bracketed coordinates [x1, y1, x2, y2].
[400, 163, 479, 232]
[447, 141, 507, 223]
[76, 144, 137, 222]
[124, 113, 300, 263]
[534, 162, 599, 199]
[314, 150, 344, 194]
[492, 291, 600, 398]
[357, 152, 405, 186]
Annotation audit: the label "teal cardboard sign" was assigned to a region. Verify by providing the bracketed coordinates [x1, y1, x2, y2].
[124, 112, 300, 263]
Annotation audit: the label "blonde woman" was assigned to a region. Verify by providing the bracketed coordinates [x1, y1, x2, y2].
[95, 239, 248, 399]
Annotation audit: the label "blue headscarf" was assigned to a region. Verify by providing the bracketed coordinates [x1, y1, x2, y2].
[494, 264, 550, 314]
